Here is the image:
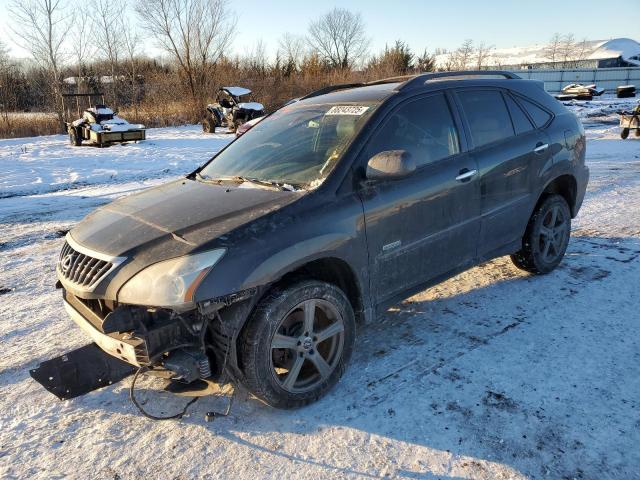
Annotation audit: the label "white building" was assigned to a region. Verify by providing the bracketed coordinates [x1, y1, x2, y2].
[436, 38, 640, 70]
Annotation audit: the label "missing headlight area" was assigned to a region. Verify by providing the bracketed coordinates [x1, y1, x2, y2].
[31, 287, 253, 419]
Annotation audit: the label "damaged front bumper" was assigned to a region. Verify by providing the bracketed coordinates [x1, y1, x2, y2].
[63, 294, 143, 366]
[58, 287, 255, 384]
[62, 289, 212, 380]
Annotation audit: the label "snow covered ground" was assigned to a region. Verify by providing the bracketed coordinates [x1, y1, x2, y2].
[0, 126, 230, 198]
[1, 98, 639, 479]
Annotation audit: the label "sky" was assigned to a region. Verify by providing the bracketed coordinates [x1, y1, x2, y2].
[0, 0, 638, 60]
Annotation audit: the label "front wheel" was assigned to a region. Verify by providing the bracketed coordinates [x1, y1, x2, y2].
[240, 280, 355, 409]
[511, 194, 571, 274]
[621, 128, 630, 139]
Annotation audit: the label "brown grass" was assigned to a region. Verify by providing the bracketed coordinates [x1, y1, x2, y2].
[0, 70, 391, 140]
[0, 103, 195, 140]
[118, 102, 198, 128]
[0, 113, 63, 139]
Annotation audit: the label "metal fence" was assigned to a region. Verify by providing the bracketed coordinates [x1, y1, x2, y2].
[511, 67, 640, 92]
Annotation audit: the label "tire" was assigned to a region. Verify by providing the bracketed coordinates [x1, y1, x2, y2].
[511, 194, 571, 275]
[69, 128, 81, 146]
[231, 119, 244, 132]
[240, 280, 355, 409]
[621, 128, 630, 139]
[202, 116, 217, 133]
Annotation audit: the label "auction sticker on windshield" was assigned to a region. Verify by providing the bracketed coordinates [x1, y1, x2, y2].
[326, 106, 370, 116]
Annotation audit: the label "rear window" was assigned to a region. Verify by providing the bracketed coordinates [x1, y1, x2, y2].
[516, 96, 552, 128]
[505, 94, 534, 135]
[457, 90, 515, 148]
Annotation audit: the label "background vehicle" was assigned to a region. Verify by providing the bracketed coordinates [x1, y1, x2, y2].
[619, 102, 640, 138]
[47, 71, 588, 410]
[203, 86, 265, 133]
[616, 85, 636, 98]
[235, 115, 264, 137]
[556, 83, 605, 101]
[63, 93, 146, 147]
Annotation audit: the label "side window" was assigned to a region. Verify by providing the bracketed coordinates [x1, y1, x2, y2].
[457, 90, 515, 148]
[516, 96, 552, 128]
[505, 93, 534, 135]
[367, 93, 460, 168]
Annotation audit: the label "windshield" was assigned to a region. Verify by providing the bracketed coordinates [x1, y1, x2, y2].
[199, 102, 377, 188]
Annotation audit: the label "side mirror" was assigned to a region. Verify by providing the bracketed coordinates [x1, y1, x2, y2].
[366, 150, 415, 181]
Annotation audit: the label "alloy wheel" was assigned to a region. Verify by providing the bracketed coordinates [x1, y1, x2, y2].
[270, 299, 345, 393]
[539, 205, 568, 263]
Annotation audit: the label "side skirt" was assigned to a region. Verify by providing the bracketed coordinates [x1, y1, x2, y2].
[374, 239, 521, 316]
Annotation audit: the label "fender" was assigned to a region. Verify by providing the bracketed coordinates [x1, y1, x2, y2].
[529, 166, 578, 222]
[193, 233, 368, 300]
[242, 234, 352, 288]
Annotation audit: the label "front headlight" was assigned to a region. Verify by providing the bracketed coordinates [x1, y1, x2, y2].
[118, 249, 226, 309]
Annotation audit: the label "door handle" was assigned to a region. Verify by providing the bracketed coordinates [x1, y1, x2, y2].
[534, 143, 549, 154]
[455, 168, 477, 182]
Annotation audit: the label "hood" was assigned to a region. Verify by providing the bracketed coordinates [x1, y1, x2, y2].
[71, 178, 302, 259]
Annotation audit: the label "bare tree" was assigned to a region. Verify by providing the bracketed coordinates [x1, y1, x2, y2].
[545, 33, 562, 67]
[573, 38, 589, 67]
[450, 39, 474, 70]
[90, 0, 126, 102]
[559, 33, 576, 68]
[277, 33, 306, 73]
[0, 41, 14, 123]
[475, 42, 494, 69]
[307, 8, 369, 70]
[243, 40, 268, 76]
[70, 9, 96, 86]
[120, 17, 142, 117]
[8, 0, 73, 122]
[136, 0, 236, 110]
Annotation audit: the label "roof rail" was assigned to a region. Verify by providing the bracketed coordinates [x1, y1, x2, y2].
[300, 75, 415, 100]
[366, 74, 415, 86]
[300, 83, 365, 100]
[299, 70, 521, 100]
[396, 70, 521, 91]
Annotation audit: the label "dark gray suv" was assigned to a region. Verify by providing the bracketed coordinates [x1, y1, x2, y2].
[55, 71, 588, 408]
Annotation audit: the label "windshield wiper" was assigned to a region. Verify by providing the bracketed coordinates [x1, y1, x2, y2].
[194, 173, 238, 185]
[195, 171, 219, 183]
[235, 176, 296, 191]
[196, 173, 301, 191]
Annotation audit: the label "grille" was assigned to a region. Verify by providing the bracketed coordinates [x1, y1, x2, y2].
[58, 241, 113, 288]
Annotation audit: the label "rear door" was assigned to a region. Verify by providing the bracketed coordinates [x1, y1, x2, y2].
[358, 92, 481, 306]
[453, 88, 552, 258]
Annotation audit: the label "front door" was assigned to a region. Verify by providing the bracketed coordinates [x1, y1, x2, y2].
[357, 92, 481, 306]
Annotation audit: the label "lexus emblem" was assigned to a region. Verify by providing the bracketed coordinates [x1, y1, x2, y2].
[60, 254, 75, 273]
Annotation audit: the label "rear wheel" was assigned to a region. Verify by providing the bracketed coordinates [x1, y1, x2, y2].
[69, 128, 81, 146]
[511, 194, 571, 274]
[240, 280, 355, 409]
[621, 128, 630, 139]
[202, 117, 217, 133]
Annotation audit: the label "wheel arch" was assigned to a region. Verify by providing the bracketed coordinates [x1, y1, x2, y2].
[537, 174, 578, 217]
[273, 257, 365, 324]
